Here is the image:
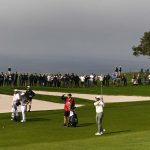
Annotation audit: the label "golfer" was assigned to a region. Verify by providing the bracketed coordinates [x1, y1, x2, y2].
[20, 92, 27, 123]
[94, 96, 105, 135]
[11, 89, 20, 121]
[25, 86, 35, 112]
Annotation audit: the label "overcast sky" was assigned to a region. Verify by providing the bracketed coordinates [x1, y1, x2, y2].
[0, 0, 150, 74]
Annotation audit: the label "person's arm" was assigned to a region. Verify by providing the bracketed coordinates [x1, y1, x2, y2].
[61, 94, 66, 101]
[17, 94, 20, 101]
[94, 100, 104, 107]
[94, 100, 101, 106]
[101, 98, 105, 107]
[100, 101, 105, 107]
[32, 91, 35, 97]
[70, 99, 75, 110]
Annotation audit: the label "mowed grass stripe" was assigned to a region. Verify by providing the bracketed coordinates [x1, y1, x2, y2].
[1, 85, 150, 96]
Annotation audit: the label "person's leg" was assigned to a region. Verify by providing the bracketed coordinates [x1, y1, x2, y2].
[96, 114, 99, 133]
[97, 113, 103, 133]
[96, 113, 101, 133]
[14, 104, 19, 121]
[64, 116, 68, 126]
[21, 106, 26, 122]
[64, 111, 67, 125]
[26, 100, 29, 111]
[100, 113, 104, 132]
[23, 106, 26, 121]
[95, 113, 102, 135]
[64, 111, 69, 126]
[11, 105, 15, 120]
[28, 100, 32, 112]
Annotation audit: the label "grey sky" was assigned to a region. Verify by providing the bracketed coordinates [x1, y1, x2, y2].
[0, 0, 150, 73]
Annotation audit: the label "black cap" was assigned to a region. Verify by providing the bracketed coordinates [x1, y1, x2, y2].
[68, 93, 72, 97]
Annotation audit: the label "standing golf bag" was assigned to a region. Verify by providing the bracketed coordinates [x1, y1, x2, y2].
[68, 110, 78, 127]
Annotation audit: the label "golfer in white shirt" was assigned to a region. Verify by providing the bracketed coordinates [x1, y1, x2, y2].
[20, 92, 27, 122]
[11, 89, 20, 121]
[94, 96, 105, 135]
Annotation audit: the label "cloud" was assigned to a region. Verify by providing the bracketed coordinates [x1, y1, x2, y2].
[0, 0, 150, 73]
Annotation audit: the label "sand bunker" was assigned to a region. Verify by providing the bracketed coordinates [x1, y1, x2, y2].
[0, 94, 82, 113]
[0, 91, 150, 113]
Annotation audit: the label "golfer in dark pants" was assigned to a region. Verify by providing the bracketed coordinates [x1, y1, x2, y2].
[94, 96, 105, 135]
[25, 86, 35, 112]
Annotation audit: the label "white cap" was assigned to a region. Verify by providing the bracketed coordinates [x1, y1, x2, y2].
[14, 89, 18, 92]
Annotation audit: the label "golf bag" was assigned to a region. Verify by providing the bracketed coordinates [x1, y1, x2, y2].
[68, 110, 78, 127]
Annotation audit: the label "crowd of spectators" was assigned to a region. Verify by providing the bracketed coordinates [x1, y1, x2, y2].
[0, 69, 150, 88]
[131, 72, 150, 85]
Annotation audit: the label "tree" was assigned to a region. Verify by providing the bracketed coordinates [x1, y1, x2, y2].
[132, 31, 150, 57]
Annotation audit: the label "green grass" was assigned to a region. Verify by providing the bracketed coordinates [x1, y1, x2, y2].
[34, 94, 92, 105]
[0, 82, 150, 150]
[0, 84, 150, 96]
[32, 85, 150, 96]
[0, 101, 150, 150]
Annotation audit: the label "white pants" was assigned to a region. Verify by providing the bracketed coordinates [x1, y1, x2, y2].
[21, 105, 26, 121]
[11, 103, 19, 119]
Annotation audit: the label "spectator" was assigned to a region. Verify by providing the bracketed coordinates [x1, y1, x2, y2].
[80, 75, 85, 87]
[148, 74, 150, 84]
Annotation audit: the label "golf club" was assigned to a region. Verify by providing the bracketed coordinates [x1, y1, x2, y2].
[100, 82, 103, 98]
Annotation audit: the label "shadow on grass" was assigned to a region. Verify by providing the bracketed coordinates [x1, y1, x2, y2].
[78, 123, 95, 127]
[105, 130, 131, 135]
[28, 117, 51, 122]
